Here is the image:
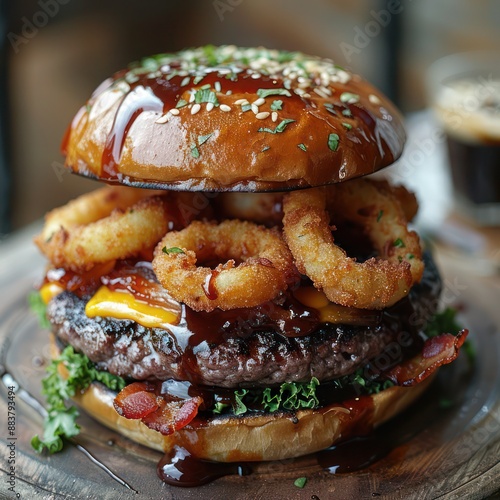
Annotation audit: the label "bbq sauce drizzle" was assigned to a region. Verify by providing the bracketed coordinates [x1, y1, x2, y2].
[42, 254, 441, 488]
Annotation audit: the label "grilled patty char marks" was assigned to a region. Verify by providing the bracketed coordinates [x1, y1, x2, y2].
[46, 253, 441, 388]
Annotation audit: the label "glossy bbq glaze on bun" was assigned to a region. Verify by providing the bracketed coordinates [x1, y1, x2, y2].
[63, 46, 406, 191]
[50, 337, 435, 462]
[33, 45, 470, 486]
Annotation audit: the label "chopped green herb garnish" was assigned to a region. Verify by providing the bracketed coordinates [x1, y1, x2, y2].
[270, 99, 283, 111]
[277, 50, 296, 63]
[257, 88, 291, 98]
[28, 291, 51, 329]
[213, 378, 321, 416]
[31, 346, 125, 454]
[294, 477, 307, 488]
[193, 75, 204, 85]
[191, 145, 200, 158]
[298, 143, 307, 151]
[241, 104, 252, 112]
[324, 103, 337, 115]
[328, 133, 340, 151]
[194, 88, 219, 106]
[212, 402, 230, 414]
[233, 389, 249, 415]
[406, 253, 415, 259]
[377, 210, 384, 222]
[393, 238, 405, 248]
[334, 368, 394, 395]
[342, 122, 352, 130]
[340, 92, 360, 104]
[162, 246, 185, 255]
[342, 108, 352, 117]
[262, 378, 319, 412]
[200, 83, 211, 90]
[275, 118, 295, 133]
[198, 133, 213, 146]
[201, 44, 218, 66]
[258, 118, 295, 134]
[176, 99, 188, 109]
[262, 146, 270, 152]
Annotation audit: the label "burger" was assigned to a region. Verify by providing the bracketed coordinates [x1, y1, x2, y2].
[31, 45, 468, 486]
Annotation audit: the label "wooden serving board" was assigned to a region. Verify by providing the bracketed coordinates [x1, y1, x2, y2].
[0, 226, 499, 499]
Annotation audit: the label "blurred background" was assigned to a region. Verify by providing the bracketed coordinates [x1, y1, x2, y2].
[1, 0, 500, 240]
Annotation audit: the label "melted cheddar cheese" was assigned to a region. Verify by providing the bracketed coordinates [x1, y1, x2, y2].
[40, 283, 65, 305]
[85, 286, 179, 328]
[294, 286, 376, 324]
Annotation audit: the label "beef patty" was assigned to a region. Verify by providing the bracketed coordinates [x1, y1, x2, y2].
[47, 252, 441, 388]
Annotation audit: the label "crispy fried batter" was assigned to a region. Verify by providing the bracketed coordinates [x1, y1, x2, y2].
[152, 220, 296, 312]
[35, 186, 170, 271]
[283, 179, 424, 309]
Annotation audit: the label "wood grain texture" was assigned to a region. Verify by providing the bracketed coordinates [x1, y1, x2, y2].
[0, 228, 499, 499]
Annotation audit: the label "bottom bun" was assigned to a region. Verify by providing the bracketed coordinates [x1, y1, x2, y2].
[51, 337, 435, 462]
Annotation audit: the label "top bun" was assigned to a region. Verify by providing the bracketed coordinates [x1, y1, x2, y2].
[63, 45, 406, 192]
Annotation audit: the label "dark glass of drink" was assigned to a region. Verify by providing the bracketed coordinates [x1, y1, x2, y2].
[428, 53, 500, 225]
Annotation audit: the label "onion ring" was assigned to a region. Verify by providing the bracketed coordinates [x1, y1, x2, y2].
[371, 179, 419, 222]
[282, 179, 424, 309]
[152, 220, 296, 312]
[35, 186, 171, 271]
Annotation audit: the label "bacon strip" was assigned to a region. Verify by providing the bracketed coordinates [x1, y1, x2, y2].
[113, 381, 202, 435]
[142, 397, 202, 435]
[385, 329, 469, 387]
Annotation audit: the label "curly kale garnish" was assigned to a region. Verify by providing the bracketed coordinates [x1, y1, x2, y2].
[32, 346, 126, 454]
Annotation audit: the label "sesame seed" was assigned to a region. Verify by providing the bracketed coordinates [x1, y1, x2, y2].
[191, 103, 201, 115]
[189, 93, 195, 103]
[313, 88, 328, 98]
[251, 73, 261, 79]
[251, 104, 259, 114]
[319, 86, 332, 96]
[220, 104, 231, 112]
[253, 98, 265, 106]
[155, 112, 171, 124]
[294, 88, 306, 96]
[369, 94, 381, 104]
[226, 90, 232, 95]
[256, 111, 270, 119]
[271, 111, 278, 122]
[337, 70, 350, 84]
[206, 102, 214, 112]
[215, 81, 222, 92]
[303, 93, 311, 98]
[169, 108, 180, 115]
[234, 99, 248, 105]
